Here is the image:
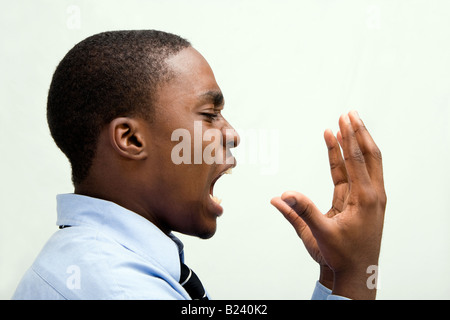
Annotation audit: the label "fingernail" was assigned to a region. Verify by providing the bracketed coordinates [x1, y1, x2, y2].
[352, 110, 360, 119]
[343, 114, 351, 124]
[283, 197, 297, 207]
[339, 113, 351, 123]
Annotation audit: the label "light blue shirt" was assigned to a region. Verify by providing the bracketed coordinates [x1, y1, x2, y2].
[13, 194, 347, 300]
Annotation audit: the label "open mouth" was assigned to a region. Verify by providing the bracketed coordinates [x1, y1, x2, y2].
[209, 167, 233, 206]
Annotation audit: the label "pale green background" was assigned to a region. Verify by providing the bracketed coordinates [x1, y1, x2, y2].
[1, 0, 449, 299]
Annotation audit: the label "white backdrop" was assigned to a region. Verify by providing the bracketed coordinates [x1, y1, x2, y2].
[1, 0, 449, 299]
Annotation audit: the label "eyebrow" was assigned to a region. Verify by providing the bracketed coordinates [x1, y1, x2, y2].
[198, 90, 225, 108]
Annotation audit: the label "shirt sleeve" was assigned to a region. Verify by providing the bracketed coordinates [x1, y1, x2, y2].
[311, 281, 350, 300]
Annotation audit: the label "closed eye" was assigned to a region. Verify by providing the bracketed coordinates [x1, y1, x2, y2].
[201, 112, 220, 122]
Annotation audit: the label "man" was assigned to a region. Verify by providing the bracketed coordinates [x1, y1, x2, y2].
[13, 30, 386, 300]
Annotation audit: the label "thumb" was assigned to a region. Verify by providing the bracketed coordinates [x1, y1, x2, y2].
[279, 191, 328, 236]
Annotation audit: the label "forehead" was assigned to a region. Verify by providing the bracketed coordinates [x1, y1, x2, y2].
[156, 47, 222, 109]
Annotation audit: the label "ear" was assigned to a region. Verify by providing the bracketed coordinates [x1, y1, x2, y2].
[108, 117, 148, 160]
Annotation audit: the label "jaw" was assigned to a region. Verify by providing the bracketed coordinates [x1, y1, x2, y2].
[150, 164, 233, 239]
[187, 166, 233, 238]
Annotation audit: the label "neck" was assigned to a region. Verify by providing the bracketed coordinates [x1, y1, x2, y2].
[74, 176, 171, 236]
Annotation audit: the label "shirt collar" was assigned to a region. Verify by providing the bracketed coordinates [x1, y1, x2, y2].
[56, 193, 183, 281]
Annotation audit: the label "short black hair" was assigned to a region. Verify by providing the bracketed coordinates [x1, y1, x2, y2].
[47, 30, 191, 185]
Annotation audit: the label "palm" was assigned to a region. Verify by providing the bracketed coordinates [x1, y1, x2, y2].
[271, 129, 350, 268]
[272, 112, 387, 299]
[298, 180, 349, 266]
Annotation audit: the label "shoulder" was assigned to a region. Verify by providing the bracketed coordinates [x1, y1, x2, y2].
[14, 227, 188, 300]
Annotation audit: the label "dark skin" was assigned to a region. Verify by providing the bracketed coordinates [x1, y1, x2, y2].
[271, 112, 387, 299]
[76, 47, 239, 239]
[76, 47, 387, 299]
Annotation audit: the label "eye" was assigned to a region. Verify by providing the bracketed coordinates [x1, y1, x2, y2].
[201, 112, 220, 121]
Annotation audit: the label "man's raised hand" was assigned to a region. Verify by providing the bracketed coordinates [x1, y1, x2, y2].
[271, 111, 387, 300]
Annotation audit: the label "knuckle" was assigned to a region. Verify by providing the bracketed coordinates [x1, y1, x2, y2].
[333, 178, 348, 187]
[369, 146, 382, 161]
[329, 159, 341, 171]
[359, 186, 387, 210]
[359, 187, 378, 206]
[346, 148, 365, 163]
[286, 207, 301, 224]
[354, 123, 367, 135]
[296, 201, 311, 219]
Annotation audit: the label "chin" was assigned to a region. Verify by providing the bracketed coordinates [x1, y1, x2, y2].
[169, 202, 220, 239]
[182, 219, 217, 240]
[190, 221, 217, 239]
[196, 228, 216, 239]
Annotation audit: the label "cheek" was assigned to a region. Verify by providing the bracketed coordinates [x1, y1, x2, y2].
[146, 122, 218, 236]
[201, 130, 227, 165]
[162, 165, 217, 234]
[150, 162, 211, 219]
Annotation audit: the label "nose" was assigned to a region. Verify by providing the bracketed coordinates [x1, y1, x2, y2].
[221, 121, 240, 168]
[222, 122, 240, 149]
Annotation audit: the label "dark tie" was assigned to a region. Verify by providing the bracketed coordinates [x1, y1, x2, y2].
[179, 262, 209, 300]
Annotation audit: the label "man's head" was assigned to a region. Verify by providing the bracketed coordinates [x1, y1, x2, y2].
[47, 30, 239, 239]
[47, 30, 191, 185]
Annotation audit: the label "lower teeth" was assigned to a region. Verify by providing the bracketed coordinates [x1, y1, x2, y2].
[210, 194, 222, 205]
